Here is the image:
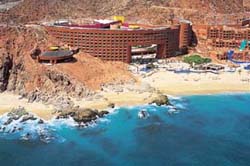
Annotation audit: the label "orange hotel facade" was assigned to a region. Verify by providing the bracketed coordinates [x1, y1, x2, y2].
[44, 22, 192, 63]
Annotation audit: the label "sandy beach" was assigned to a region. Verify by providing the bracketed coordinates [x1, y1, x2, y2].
[74, 92, 159, 110]
[0, 91, 159, 120]
[141, 71, 250, 95]
[0, 70, 250, 120]
[0, 92, 54, 120]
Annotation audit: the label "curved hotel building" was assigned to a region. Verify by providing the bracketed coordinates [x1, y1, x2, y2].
[44, 19, 192, 63]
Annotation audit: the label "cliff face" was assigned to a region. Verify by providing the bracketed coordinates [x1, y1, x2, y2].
[2, 0, 248, 24]
[0, 53, 12, 92]
[243, 0, 250, 11]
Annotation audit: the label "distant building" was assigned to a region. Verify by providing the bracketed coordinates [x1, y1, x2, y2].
[194, 19, 250, 62]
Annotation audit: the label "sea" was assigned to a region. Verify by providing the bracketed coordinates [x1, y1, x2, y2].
[0, 93, 250, 166]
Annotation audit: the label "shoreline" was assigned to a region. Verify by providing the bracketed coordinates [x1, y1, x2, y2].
[160, 89, 250, 96]
[0, 92, 55, 120]
[0, 70, 250, 120]
[0, 89, 249, 120]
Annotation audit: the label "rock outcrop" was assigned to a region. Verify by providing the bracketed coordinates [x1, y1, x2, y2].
[0, 53, 13, 92]
[57, 108, 109, 124]
[0, 27, 134, 109]
[150, 94, 171, 106]
[2, 107, 40, 126]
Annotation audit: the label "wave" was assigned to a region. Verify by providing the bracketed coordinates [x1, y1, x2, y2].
[49, 117, 78, 128]
[174, 103, 187, 110]
[0, 99, 188, 143]
[97, 117, 111, 124]
[167, 95, 183, 100]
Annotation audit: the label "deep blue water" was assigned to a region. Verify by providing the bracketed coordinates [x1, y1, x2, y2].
[0, 94, 250, 166]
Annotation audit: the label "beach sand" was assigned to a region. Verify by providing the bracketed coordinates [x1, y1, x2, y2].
[0, 91, 158, 120]
[141, 71, 250, 95]
[0, 92, 54, 120]
[0, 70, 249, 120]
[74, 92, 158, 110]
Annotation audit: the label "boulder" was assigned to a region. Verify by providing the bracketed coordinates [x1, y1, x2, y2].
[4, 107, 36, 125]
[150, 95, 171, 106]
[30, 48, 41, 60]
[98, 110, 109, 117]
[72, 109, 99, 123]
[57, 107, 109, 124]
[3, 119, 13, 126]
[38, 119, 44, 124]
[108, 103, 115, 108]
[20, 114, 37, 123]
[7, 107, 29, 120]
[27, 90, 40, 103]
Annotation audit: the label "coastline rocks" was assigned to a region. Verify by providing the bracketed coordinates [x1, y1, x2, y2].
[57, 108, 109, 124]
[73, 109, 99, 123]
[38, 119, 44, 124]
[3, 119, 13, 126]
[108, 103, 115, 109]
[20, 114, 37, 123]
[7, 107, 29, 121]
[150, 94, 171, 106]
[3, 107, 39, 126]
[98, 110, 109, 117]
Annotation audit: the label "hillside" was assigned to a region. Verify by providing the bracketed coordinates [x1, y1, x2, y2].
[2, 0, 249, 24]
[0, 26, 135, 101]
[0, 0, 249, 104]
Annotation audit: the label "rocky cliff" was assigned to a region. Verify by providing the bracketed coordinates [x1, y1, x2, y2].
[0, 26, 135, 106]
[0, 53, 12, 92]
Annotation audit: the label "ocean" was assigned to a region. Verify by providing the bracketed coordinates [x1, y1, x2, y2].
[0, 93, 250, 166]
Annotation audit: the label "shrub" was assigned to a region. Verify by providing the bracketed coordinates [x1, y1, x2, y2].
[184, 55, 211, 65]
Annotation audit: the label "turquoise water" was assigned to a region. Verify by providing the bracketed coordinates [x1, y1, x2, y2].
[0, 94, 250, 166]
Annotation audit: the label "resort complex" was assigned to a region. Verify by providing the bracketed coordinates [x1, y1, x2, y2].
[44, 18, 192, 63]
[41, 16, 250, 65]
[1, 1, 250, 165]
[194, 19, 250, 62]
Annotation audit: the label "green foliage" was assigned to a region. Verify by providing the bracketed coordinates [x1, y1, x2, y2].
[183, 55, 211, 65]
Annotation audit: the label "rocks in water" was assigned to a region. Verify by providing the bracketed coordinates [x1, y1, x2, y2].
[7, 107, 29, 121]
[38, 119, 44, 124]
[20, 114, 37, 123]
[2, 107, 38, 126]
[3, 119, 13, 126]
[21, 133, 31, 141]
[98, 110, 109, 118]
[72, 109, 99, 123]
[57, 108, 110, 124]
[0, 126, 6, 132]
[150, 94, 171, 106]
